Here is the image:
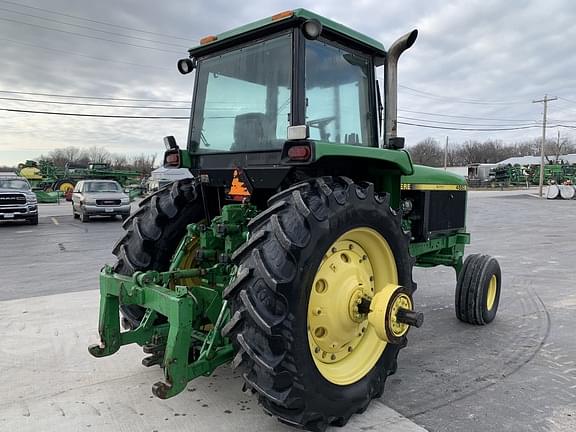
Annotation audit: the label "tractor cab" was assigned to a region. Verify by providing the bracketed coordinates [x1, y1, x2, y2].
[186, 11, 381, 153]
[169, 9, 416, 206]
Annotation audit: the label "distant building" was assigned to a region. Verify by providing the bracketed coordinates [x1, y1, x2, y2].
[497, 154, 576, 165]
[467, 163, 497, 184]
[445, 166, 468, 177]
[148, 167, 193, 192]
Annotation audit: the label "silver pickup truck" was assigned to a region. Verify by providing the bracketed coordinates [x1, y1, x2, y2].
[0, 174, 38, 225]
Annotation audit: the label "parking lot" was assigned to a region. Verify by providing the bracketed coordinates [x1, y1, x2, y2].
[0, 190, 575, 431]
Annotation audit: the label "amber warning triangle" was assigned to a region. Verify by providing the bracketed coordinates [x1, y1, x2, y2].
[228, 169, 251, 201]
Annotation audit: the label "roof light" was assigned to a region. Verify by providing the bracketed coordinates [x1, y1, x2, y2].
[200, 35, 218, 45]
[271, 10, 293, 21]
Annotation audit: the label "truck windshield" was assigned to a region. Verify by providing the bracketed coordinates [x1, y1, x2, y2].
[85, 182, 120, 192]
[0, 179, 30, 190]
[190, 32, 292, 153]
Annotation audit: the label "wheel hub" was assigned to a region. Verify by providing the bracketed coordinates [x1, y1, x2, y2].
[367, 285, 422, 344]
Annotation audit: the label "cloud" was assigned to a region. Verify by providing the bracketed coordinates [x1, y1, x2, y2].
[1, 0, 576, 166]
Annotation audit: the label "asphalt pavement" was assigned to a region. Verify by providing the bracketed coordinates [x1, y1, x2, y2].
[0, 190, 574, 431]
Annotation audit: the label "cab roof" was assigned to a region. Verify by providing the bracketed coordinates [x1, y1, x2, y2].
[188, 9, 386, 58]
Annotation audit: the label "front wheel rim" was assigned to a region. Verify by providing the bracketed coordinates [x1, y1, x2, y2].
[486, 275, 497, 310]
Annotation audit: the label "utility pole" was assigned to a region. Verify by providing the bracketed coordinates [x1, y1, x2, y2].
[532, 95, 557, 197]
[444, 136, 448, 171]
[557, 129, 561, 162]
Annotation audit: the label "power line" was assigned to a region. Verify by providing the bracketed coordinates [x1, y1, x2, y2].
[400, 84, 527, 105]
[0, 95, 190, 109]
[0, 37, 171, 71]
[398, 108, 537, 123]
[398, 121, 540, 131]
[0, 6, 191, 48]
[0, 89, 190, 103]
[0, 0, 197, 42]
[398, 115, 538, 128]
[0, 107, 188, 119]
[0, 17, 183, 54]
[557, 96, 576, 105]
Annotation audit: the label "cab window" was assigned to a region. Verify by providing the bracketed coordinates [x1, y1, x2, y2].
[305, 40, 374, 146]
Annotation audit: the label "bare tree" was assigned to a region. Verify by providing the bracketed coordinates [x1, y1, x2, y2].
[130, 154, 157, 175]
[111, 154, 129, 170]
[408, 138, 444, 167]
[545, 136, 576, 162]
[85, 146, 112, 165]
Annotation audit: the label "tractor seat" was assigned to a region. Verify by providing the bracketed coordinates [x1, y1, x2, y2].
[231, 113, 268, 152]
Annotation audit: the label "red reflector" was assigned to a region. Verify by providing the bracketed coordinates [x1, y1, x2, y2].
[287, 145, 311, 161]
[166, 153, 180, 166]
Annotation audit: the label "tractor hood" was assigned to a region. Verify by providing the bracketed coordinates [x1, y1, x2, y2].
[402, 165, 467, 187]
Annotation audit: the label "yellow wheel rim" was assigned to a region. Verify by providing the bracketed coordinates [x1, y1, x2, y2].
[170, 236, 201, 288]
[486, 275, 497, 311]
[58, 182, 74, 193]
[307, 227, 397, 386]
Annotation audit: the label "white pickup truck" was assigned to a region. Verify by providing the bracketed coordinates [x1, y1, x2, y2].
[0, 174, 38, 225]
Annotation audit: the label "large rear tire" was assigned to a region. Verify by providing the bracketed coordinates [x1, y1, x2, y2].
[111, 178, 204, 328]
[223, 177, 415, 431]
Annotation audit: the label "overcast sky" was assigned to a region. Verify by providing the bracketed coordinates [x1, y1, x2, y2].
[1, 0, 576, 166]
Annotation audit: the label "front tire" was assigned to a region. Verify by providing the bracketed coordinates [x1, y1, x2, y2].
[223, 177, 415, 431]
[455, 254, 501, 325]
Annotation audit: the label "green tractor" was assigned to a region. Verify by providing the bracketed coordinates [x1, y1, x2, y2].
[89, 9, 502, 431]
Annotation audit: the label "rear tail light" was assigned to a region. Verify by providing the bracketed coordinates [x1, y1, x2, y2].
[287, 145, 311, 161]
[165, 152, 180, 167]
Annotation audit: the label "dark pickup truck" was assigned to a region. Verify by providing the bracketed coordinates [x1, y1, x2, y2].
[0, 174, 38, 225]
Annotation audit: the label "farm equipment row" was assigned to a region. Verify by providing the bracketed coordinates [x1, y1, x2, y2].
[491, 163, 576, 187]
[17, 160, 143, 202]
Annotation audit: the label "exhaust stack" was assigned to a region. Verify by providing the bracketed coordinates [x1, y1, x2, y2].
[384, 29, 418, 148]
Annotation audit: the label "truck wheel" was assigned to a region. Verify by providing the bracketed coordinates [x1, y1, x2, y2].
[80, 211, 90, 223]
[455, 254, 501, 325]
[111, 178, 204, 328]
[223, 177, 415, 431]
[29, 215, 39, 225]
